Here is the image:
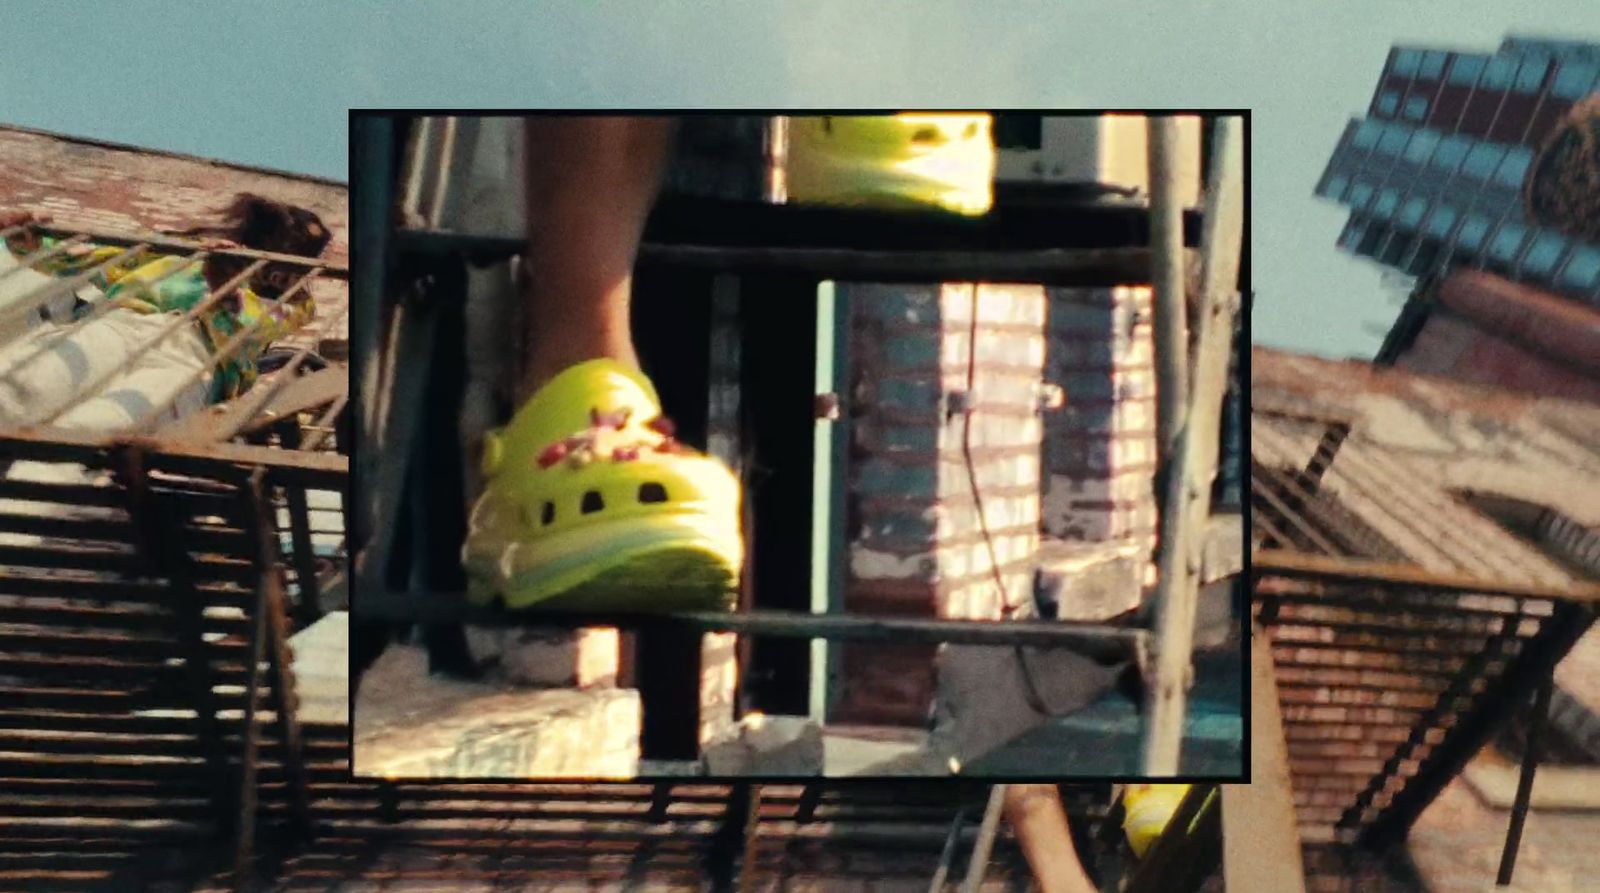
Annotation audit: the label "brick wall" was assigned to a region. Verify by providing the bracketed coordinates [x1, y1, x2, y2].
[0, 125, 348, 344]
[1041, 286, 1158, 546]
[836, 282, 1046, 725]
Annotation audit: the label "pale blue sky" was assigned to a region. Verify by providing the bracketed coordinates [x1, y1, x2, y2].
[1, 1, 1594, 358]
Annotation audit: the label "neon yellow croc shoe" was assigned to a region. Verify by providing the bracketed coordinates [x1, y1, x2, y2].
[462, 359, 743, 612]
[784, 113, 995, 216]
[1122, 783, 1191, 858]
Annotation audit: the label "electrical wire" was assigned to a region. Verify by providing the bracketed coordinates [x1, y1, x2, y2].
[958, 286, 1050, 716]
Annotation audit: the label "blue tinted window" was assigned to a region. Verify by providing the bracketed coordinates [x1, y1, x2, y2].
[1561, 246, 1600, 289]
[1373, 189, 1401, 218]
[1494, 147, 1533, 189]
[1318, 173, 1351, 200]
[1521, 231, 1567, 277]
[1392, 49, 1422, 77]
[1482, 56, 1517, 90]
[1514, 59, 1549, 93]
[1377, 92, 1400, 116]
[1403, 129, 1442, 165]
[1457, 213, 1491, 249]
[1449, 55, 1487, 86]
[1351, 119, 1384, 150]
[1432, 135, 1472, 172]
[1489, 223, 1528, 263]
[1424, 204, 1459, 238]
[1398, 196, 1428, 228]
[1403, 96, 1429, 120]
[1420, 51, 1448, 80]
[1348, 182, 1375, 209]
[1552, 61, 1600, 100]
[1462, 144, 1506, 179]
[1376, 125, 1410, 156]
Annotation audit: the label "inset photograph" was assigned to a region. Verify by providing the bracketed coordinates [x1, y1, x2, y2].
[351, 112, 1248, 780]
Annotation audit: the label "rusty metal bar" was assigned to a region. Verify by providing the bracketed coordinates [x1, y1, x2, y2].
[1496, 675, 1552, 886]
[276, 421, 324, 628]
[33, 224, 348, 276]
[0, 429, 347, 485]
[300, 393, 349, 452]
[127, 267, 324, 432]
[0, 241, 151, 337]
[107, 444, 233, 827]
[243, 467, 312, 841]
[959, 785, 1007, 893]
[203, 299, 351, 442]
[233, 485, 270, 893]
[1337, 610, 1522, 831]
[1358, 601, 1594, 849]
[353, 598, 1146, 658]
[31, 259, 268, 424]
[0, 232, 90, 283]
[1252, 551, 1600, 604]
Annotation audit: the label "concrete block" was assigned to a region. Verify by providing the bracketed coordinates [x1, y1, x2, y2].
[703, 713, 824, 776]
[500, 627, 619, 688]
[1035, 540, 1146, 620]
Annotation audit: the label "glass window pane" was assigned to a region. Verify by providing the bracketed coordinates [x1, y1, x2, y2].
[1376, 125, 1410, 156]
[1393, 49, 1422, 77]
[1424, 204, 1459, 238]
[1398, 196, 1428, 227]
[1552, 61, 1600, 99]
[1560, 246, 1600, 288]
[1403, 129, 1442, 165]
[1489, 223, 1528, 263]
[1420, 51, 1448, 80]
[1494, 147, 1533, 189]
[1352, 119, 1384, 150]
[1377, 91, 1401, 116]
[1432, 135, 1472, 172]
[1482, 56, 1517, 90]
[1449, 55, 1487, 86]
[1318, 173, 1351, 200]
[1403, 96, 1429, 121]
[1457, 212, 1492, 250]
[1373, 188, 1401, 218]
[1521, 231, 1567, 277]
[1462, 144, 1506, 179]
[1514, 59, 1549, 93]
[1348, 182, 1375, 209]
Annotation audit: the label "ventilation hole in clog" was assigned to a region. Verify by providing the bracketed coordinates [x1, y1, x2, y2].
[638, 482, 668, 504]
[541, 502, 555, 526]
[581, 491, 604, 514]
[911, 126, 939, 143]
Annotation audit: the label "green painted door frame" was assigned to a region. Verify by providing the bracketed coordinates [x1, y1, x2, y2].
[811, 281, 851, 722]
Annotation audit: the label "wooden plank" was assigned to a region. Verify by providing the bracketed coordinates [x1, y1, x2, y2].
[1222, 625, 1309, 893]
[156, 367, 347, 443]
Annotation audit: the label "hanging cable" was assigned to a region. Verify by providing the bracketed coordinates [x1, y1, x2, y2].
[958, 286, 1050, 715]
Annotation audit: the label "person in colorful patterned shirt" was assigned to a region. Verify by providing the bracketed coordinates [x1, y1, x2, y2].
[0, 193, 332, 411]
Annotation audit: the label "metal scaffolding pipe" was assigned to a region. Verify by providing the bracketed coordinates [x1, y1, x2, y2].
[1142, 116, 1244, 775]
[1149, 116, 1189, 464]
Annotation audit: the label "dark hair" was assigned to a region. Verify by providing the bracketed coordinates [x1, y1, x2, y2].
[179, 193, 333, 295]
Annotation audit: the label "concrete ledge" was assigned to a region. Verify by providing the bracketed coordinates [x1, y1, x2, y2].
[353, 641, 639, 779]
[1460, 747, 1600, 812]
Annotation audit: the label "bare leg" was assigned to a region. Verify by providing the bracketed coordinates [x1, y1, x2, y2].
[1004, 785, 1099, 893]
[519, 116, 677, 400]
